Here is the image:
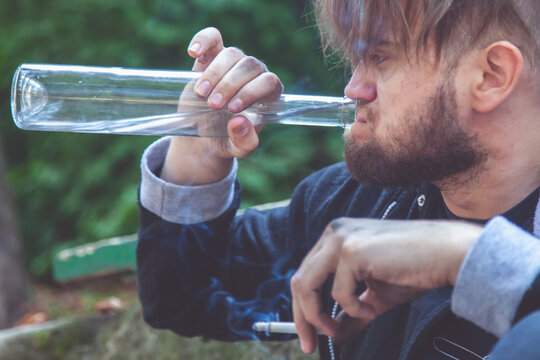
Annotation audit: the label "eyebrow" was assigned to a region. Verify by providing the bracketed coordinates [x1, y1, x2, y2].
[372, 40, 393, 49]
[363, 40, 393, 56]
[350, 39, 396, 66]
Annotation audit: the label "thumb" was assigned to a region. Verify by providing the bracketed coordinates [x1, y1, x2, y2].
[188, 27, 225, 72]
[227, 116, 259, 158]
[357, 287, 394, 316]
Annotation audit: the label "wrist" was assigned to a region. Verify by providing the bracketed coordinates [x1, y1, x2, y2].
[448, 222, 482, 286]
[161, 136, 234, 185]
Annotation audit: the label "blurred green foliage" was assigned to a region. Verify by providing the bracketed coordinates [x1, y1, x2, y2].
[0, 0, 349, 280]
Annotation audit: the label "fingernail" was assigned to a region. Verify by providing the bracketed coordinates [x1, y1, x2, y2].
[188, 42, 201, 55]
[196, 81, 211, 97]
[233, 119, 249, 136]
[229, 98, 243, 113]
[209, 93, 223, 107]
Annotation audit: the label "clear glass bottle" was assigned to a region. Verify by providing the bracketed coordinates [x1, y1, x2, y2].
[11, 64, 355, 138]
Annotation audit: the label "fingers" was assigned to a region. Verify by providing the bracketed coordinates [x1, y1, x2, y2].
[333, 311, 372, 345]
[360, 279, 427, 313]
[289, 220, 350, 352]
[356, 287, 394, 316]
[188, 27, 225, 71]
[292, 298, 318, 354]
[228, 72, 283, 112]
[332, 261, 376, 320]
[291, 282, 337, 354]
[291, 263, 338, 353]
[332, 243, 376, 320]
[187, 28, 282, 114]
[193, 47, 246, 99]
[195, 50, 280, 111]
[225, 116, 259, 158]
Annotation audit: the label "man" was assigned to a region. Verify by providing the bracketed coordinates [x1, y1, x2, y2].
[137, 1, 540, 359]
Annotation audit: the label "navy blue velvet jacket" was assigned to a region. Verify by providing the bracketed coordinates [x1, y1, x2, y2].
[137, 162, 539, 359]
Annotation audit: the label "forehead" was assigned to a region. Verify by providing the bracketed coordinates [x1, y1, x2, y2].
[334, 0, 440, 63]
[336, 1, 411, 55]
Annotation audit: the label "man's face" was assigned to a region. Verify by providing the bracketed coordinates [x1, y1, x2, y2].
[343, 41, 487, 188]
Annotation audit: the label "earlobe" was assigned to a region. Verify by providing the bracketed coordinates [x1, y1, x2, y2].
[471, 41, 523, 113]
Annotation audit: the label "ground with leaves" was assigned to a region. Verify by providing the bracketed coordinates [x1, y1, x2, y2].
[1, 279, 317, 360]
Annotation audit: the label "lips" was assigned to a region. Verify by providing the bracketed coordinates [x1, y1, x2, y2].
[355, 102, 369, 124]
[355, 116, 368, 124]
[348, 109, 372, 140]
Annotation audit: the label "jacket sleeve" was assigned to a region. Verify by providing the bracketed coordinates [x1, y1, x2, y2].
[136, 137, 316, 341]
[451, 216, 540, 337]
[513, 272, 540, 324]
[137, 183, 307, 341]
[139, 137, 237, 225]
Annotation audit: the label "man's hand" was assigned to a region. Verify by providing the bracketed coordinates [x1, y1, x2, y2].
[290, 218, 482, 353]
[161, 27, 283, 185]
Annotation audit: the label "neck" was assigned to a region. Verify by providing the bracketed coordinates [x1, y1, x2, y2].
[439, 117, 540, 220]
[440, 170, 540, 220]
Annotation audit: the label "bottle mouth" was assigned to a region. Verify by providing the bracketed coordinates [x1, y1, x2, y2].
[11, 64, 49, 129]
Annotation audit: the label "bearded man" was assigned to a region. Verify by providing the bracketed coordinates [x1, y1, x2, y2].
[137, 1, 540, 359]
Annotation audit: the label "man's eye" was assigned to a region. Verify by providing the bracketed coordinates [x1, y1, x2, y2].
[371, 54, 388, 65]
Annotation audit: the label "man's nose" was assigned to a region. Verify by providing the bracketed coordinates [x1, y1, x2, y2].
[344, 66, 377, 103]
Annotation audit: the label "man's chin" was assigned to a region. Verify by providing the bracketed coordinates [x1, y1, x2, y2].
[343, 128, 371, 150]
[344, 133, 426, 187]
[343, 134, 485, 189]
[344, 134, 389, 186]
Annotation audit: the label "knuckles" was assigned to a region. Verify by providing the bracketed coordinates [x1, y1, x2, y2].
[222, 46, 245, 59]
[323, 218, 350, 243]
[331, 291, 356, 312]
[327, 217, 350, 232]
[202, 67, 221, 83]
[261, 72, 284, 94]
[290, 272, 305, 295]
[330, 288, 344, 303]
[239, 56, 266, 73]
[340, 240, 358, 260]
[233, 133, 259, 158]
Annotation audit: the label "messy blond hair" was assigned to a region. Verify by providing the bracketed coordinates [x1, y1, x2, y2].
[314, 0, 540, 69]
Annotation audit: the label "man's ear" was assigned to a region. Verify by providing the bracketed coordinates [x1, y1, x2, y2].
[471, 41, 523, 113]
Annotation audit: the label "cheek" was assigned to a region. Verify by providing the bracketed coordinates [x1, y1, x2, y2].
[375, 76, 439, 136]
[379, 72, 439, 111]
[375, 77, 414, 126]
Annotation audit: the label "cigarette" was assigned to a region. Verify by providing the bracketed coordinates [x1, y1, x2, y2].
[252, 321, 324, 335]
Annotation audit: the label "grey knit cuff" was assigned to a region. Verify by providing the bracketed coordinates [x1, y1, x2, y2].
[140, 137, 237, 224]
[452, 216, 540, 337]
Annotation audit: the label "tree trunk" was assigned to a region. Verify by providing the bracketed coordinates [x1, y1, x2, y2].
[0, 143, 28, 329]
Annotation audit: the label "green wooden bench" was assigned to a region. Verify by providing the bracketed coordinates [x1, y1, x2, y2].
[53, 234, 137, 283]
[52, 200, 290, 283]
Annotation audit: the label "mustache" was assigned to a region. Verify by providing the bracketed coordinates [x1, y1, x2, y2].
[354, 99, 372, 107]
[355, 102, 376, 123]
[354, 99, 374, 113]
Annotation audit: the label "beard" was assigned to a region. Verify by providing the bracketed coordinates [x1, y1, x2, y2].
[344, 81, 487, 189]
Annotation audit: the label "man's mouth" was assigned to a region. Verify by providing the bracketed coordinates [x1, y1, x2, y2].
[355, 115, 368, 124]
